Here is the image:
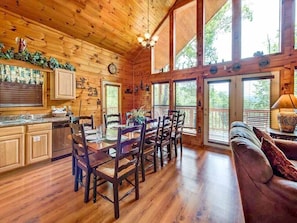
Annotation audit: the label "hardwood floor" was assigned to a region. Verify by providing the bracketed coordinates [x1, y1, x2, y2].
[0, 146, 245, 223]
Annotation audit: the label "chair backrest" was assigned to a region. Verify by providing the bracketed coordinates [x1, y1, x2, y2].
[69, 123, 90, 168]
[144, 117, 160, 149]
[113, 124, 145, 178]
[104, 113, 122, 128]
[145, 110, 152, 118]
[168, 110, 180, 122]
[173, 112, 185, 137]
[157, 115, 172, 145]
[125, 112, 134, 125]
[70, 115, 94, 129]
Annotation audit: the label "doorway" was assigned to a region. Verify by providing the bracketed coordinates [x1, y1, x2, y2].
[102, 81, 122, 116]
[203, 71, 280, 149]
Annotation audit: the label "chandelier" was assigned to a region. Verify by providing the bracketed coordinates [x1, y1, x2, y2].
[137, 0, 159, 48]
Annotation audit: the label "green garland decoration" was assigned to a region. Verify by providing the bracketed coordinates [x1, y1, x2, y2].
[0, 42, 76, 71]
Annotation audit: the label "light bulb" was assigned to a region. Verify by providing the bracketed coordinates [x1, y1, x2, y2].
[144, 32, 150, 40]
[137, 36, 144, 43]
[141, 41, 147, 47]
[152, 36, 159, 42]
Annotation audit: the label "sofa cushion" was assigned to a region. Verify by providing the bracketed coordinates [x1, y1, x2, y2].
[231, 137, 273, 183]
[267, 174, 297, 204]
[261, 138, 297, 182]
[253, 126, 274, 143]
[230, 126, 261, 147]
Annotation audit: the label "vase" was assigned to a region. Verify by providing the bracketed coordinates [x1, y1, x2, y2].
[277, 112, 297, 133]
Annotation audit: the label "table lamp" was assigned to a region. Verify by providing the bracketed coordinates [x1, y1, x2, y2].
[271, 94, 297, 133]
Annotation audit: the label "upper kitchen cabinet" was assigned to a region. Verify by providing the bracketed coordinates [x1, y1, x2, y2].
[50, 69, 76, 100]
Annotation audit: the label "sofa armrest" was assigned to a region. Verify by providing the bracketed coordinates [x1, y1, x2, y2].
[274, 139, 297, 160]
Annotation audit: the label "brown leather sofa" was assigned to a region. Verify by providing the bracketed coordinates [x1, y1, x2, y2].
[230, 121, 297, 223]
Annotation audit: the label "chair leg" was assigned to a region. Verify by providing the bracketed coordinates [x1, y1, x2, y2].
[72, 154, 75, 175]
[159, 146, 164, 167]
[84, 171, 91, 203]
[141, 154, 146, 182]
[153, 147, 157, 172]
[174, 139, 178, 157]
[93, 175, 97, 203]
[113, 182, 120, 219]
[74, 165, 79, 192]
[167, 144, 171, 160]
[135, 167, 139, 200]
[180, 137, 183, 154]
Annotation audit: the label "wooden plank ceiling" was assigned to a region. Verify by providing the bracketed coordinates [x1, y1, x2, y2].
[0, 0, 226, 62]
[0, 0, 176, 60]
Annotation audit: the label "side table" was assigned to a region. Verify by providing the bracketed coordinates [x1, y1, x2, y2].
[266, 128, 297, 141]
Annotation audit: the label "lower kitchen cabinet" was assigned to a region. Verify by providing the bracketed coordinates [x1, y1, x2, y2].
[0, 126, 25, 173]
[26, 123, 52, 164]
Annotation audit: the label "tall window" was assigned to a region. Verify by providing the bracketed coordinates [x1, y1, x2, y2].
[152, 17, 170, 74]
[174, 79, 197, 134]
[174, 1, 197, 70]
[152, 83, 169, 117]
[204, 0, 232, 64]
[241, 0, 281, 58]
[295, 1, 297, 50]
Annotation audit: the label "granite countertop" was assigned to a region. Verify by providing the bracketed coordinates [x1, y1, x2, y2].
[0, 116, 70, 127]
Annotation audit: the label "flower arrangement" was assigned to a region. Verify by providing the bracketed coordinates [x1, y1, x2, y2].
[130, 106, 146, 124]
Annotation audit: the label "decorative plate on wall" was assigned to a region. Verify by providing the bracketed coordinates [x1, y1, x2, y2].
[108, 63, 117, 74]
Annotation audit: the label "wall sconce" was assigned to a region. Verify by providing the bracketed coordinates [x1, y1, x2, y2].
[125, 88, 133, 94]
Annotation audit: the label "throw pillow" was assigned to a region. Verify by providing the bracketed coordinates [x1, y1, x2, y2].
[253, 126, 274, 143]
[261, 138, 297, 181]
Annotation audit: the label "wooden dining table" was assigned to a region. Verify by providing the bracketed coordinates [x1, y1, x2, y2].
[86, 126, 141, 153]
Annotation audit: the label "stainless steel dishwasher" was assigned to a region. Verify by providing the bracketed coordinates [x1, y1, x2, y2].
[52, 120, 72, 160]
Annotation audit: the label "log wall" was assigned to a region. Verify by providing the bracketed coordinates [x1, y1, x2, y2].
[0, 9, 133, 126]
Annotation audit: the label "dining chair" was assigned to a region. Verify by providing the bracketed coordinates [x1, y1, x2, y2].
[156, 115, 173, 167]
[70, 115, 95, 175]
[104, 113, 122, 128]
[125, 111, 134, 126]
[171, 112, 185, 156]
[145, 110, 152, 118]
[141, 117, 160, 182]
[92, 123, 146, 219]
[70, 115, 94, 129]
[69, 123, 111, 203]
[168, 109, 180, 118]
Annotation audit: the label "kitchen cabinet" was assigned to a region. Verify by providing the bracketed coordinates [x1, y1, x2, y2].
[50, 68, 76, 100]
[0, 126, 25, 173]
[26, 123, 52, 164]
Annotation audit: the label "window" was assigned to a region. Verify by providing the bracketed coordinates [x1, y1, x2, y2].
[102, 81, 121, 115]
[243, 78, 271, 130]
[204, 0, 232, 64]
[174, 1, 197, 70]
[152, 17, 170, 74]
[174, 79, 197, 134]
[241, 0, 281, 58]
[152, 83, 169, 117]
